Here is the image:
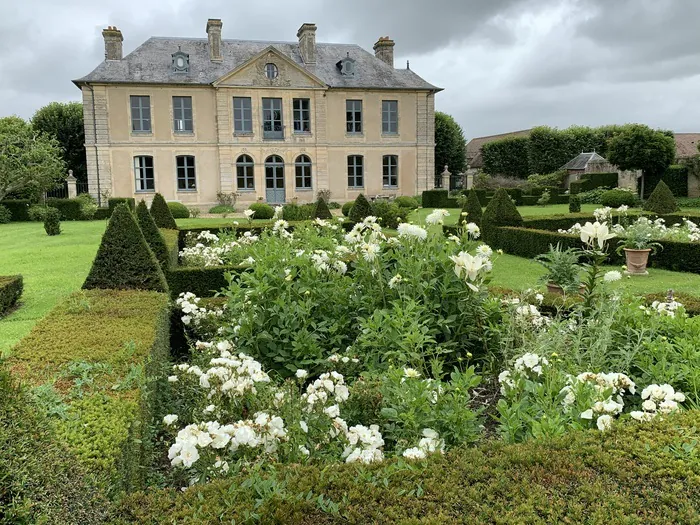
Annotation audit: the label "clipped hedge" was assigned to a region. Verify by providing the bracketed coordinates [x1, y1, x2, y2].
[644, 180, 679, 214]
[136, 200, 170, 271]
[645, 164, 689, 198]
[167, 201, 190, 219]
[161, 228, 180, 268]
[570, 172, 618, 194]
[167, 265, 247, 298]
[421, 190, 459, 208]
[0, 275, 23, 316]
[120, 411, 700, 523]
[150, 193, 178, 229]
[46, 198, 83, 220]
[0, 199, 31, 221]
[108, 197, 135, 214]
[482, 136, 530, 178]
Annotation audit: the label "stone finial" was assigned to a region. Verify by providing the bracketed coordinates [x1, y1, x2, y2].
[442, 165, 451, 176]
[66, 170, 78, 198]
[102, 26, 123, 61]
[206, 18, 223, 62]
[297, 23, 317, 65]
[373, 36, 395, 67]
[66, 169, 76, 181]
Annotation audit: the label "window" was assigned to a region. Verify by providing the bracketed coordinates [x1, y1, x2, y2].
[265, 63, 278, 79]
[262, 98, 283, 139]
[176, 155, 196, 190]
[346, 100, 362, 134]
[134, 156, 154, 191]
[130, 96, 151, 132]
[382, 100, 398, 134]
[383, 155, 398, 188]
[295, 155, 312, 189]
[347, 155, 364, 188]
[293, 98, 311, 133]
[236, 154, 255, 190]
[173, 96, 193, 132]
[233, 97, 253, 133]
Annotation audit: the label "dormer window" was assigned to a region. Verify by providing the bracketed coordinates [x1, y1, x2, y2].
[172, 48, 189, 73]
[337, 54, 356, 76]
[265, 63, 279, 79]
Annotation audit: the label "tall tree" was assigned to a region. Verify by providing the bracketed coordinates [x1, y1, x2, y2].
[32, 102, 87, 183]
[0, 116, 65, 201]
[435, 112, 466, 177]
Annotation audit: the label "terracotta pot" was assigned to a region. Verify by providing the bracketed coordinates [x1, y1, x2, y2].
[546, 282, 586, 296]
[624, 248, 651, 275]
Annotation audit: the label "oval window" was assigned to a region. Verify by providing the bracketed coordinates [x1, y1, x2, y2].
[265, 63, 279, 79]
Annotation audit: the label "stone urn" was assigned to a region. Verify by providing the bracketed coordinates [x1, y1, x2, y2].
[546, 283, 586, 296]
[624, 248, 651, 276]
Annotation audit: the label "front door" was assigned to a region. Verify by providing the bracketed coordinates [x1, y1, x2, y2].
[265, 156, 285, 204]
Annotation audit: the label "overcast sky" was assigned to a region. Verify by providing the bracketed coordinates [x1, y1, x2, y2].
[1, 0, 698, 139]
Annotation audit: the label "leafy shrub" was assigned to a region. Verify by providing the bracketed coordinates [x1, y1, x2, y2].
[167, 201, 190, 219]
[570, 172, 618, 194]
[208, 205, 236, 214]
[644, 180, 679, 214]
[473, 173, 528, 191]
[461, 189, 483, 227]
[394, 196, 419, 210]
[0, 205, 10, 224]
[136, 200, 170, 271]
[569, 194, 581, 213]
[328, 201, 341, 209]
[600, 188, 638, 208]
[249, 203, 275, 220]
[188, 207, 201, 218]
[527, 170, 566, 190]
[167, 265, 246, 298]
[108, 197, 135, 214]
[316, 189, 331, 203]
[537, 189, 551, 206]
[216, 191, 238, 208]
[313, 197, 333, 220]
[43, 208, 61, 236]
[677, 198, 700, 208]
[0, 275, 22, 315]
[28, 205, 48, 221]
[149, 193, 178, 229]
[342, 201, 355, 217]
[282, 203, 314, 221]
[349, 194, 372, 223]
[576, 187, 610, 204]
[370, 201, 408, 229]
[0, 199, 31, 221]
[83, 204, 168, 292]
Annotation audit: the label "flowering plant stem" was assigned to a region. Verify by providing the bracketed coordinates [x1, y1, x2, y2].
[580, 249, 607, 310]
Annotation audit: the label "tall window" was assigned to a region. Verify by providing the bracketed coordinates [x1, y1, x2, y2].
[233, 97, 253, 133]
[134, 156, 154, 191]
[293, 98, 311, 133]
[295, 155, 312, 189]
[347, 155, 364, 188]
[262, 98, 283, 139]
[382, 100, 398, 134]
[346, 100, 362, 133]
[173, 96, 193, 132]
[236, 154, 255, 190]
[383, 155, 398, 188]
[130, 96, 151, 132]
[176, 155, 196, 190]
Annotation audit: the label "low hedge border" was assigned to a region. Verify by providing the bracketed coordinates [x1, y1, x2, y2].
[167, 265, 248, 298]
[160, 228, 180, 268]
[520, 211, 700, 232]
[46, 198, 84, 221]
[177, 221, 313, 250]
[570, 172, 618, 194]
[9, 289, 170, 492]
[0, 275, 23, 316]
[0, 199, 31, 221]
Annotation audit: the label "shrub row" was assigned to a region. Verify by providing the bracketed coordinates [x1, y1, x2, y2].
[569, 172, 618, 194]
[0, 275, 22, 316]
[108, 197, 136, 214]
[644, 164, 689, 198]
[45, 198, 84, 220]
[0, 199, 31, 221]
[167, 265, 247, 298]
[161, 228, 180, 268]
[421, 190, 459, 208]
[119, 411, 700, 523]
[9, 289, 170, 491]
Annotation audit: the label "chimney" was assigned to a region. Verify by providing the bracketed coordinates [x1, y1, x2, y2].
[102, 26, 123, 61]
[373, 36, 395, 67]
[206, 18, 223, 62]
[297, 23, 317, 65]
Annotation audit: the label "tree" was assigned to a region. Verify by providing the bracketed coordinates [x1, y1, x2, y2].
[0, 116, 65, 201]
[435, 112, 466, 177]
[32, 102, 87, 183]
[607, 124, 676, 189]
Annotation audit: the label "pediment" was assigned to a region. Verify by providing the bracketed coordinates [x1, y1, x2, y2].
[213, 46, 327, 89]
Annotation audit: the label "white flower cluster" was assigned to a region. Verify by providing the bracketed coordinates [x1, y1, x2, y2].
[498, 352, 550, 394]
[272, 219, 293, 239]
[603, 270, 622, 282]
[397, 223, 428, 241]
[425, 209, 450, 225]
[327, 354, 360, 364]
[308, 250, 347, 275]
[342, 424, 385, 464]
[402, 428, 445, 460]
[514, 303, 549, 328]
[641, 299, 684, 318]
[565, 372, 636, 431]
[449, 246, 493, 292]
[176, 292, 224, 327]
[180, 243, 232, 267]
[313, 217, 339, 230]
[301, 371, 350, 408]
[593, 207, 613, 223]
[630, 384, 685, 422]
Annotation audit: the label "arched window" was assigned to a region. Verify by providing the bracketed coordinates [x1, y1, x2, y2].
[382, 155, 398, 188]
[176, 155, 196, 190]
[295, 155, 312, 189]
[236, 154, 255, 190]
[134, 155, 154, 192]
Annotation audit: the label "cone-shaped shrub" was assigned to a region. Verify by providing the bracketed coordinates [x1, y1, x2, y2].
[348, 193, 371, 223]
[136, 199, 170, 270]
[644, 180, 679, 214]
[313, 197, 333, 220]
[150, 193, 178, 229]
[461, 189, 483, 227]
[482, 188, 523, 228]
[83, 203, 168, 292]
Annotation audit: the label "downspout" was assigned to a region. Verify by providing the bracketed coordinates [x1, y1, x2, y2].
[86, 83, 103, 207]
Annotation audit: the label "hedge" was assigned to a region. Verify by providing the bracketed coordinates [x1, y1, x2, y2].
[570, 172, 618, 194]
[10, 289, 170, 492]
[644, 164, 689, 198]
[167, 265, 247, 298]
[136, 200, 171, 271]
[119, 411, 700, 523]
[481, 136, 530, 178]
[46, 198, 83, 220]
[167, 201, 190, 219]
[161, 228, 180, 268]
[0, 275, 22, 316]
[0, 199, 31, 221]
[108, 197, 135, 214]
[421, 190, 459, 208]
[94, 207, 111, 220]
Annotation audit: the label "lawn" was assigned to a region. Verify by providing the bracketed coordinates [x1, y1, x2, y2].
[409, 204, 603, 225]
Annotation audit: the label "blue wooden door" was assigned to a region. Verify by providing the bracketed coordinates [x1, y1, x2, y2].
[265, 156, 285, 204]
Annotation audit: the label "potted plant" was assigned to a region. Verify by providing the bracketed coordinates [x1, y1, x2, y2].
[535, 243, 582, 295]
[616, 218, 662, 275]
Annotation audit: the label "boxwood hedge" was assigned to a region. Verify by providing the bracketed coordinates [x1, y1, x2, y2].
[167, 265, 248, 298]
[0, 199, 31, 221]
[0, 274, 22, 316]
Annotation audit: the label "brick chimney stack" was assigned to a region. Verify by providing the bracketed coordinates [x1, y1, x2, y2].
[102, 26, 123, 61]
[206, 18, 223, 62]
[297, 23, 317, 65]
[373, 36, 395, 67]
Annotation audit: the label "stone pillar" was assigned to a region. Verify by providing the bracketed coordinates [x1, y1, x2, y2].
[440, 165, 451, 190]
[66, 170, 78, 198]
[466, 173, 474, 190]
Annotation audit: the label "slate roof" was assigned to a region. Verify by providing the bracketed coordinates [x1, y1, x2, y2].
[560, 152, 607, 170]
[466, 129, 532, 169]
[73, 37, 440, 91]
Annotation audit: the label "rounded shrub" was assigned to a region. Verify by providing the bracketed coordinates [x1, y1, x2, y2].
[28, 205, 48, 222]
[0, 204, 11, 224]
[249, 202, 274, 220]
[349, 194, 372, 223]
[167, 201, 190, 219]
[370, 201, 408, 229]
[342, 201, 355, 217]
[569, 194, 581, 213]
[644, 180, 679, 214]
[282, 203, 314, 221]
[600, 188, 638, 208]
[43, 208, 61, 236]
[394, 196, 419, 210]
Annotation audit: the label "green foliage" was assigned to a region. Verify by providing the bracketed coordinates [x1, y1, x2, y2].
[394, 196, 419, 209]
[0, 275, 22, 316]
[136, 200, 170, 270]
[82, 203, 168, 292]
[421, 190, 458, 208]
[576, 187, 610, 204]
[46, 198, 83, 220]
[482, 136, 530, 178]
[537, 189, 551, 206]
[160, 228, 180, 268]
[167, 201, 190, 219]
[167, 265, 246, 298]
[249, 202, 275, 220]
[526, 170, 567, 190]
[282, 202, 314, 221]
[342, 201, 354, 217]
[569, 194, 581, 213]
[482, 188, 524, 236]
[608, 124, 676, 177]
[348, 193, 372, 223]
[0, 204, 10, 224]
[32, 101, 87, 183]
[43, 207, 61, 236]
[313, 197, 333, 220]
[370, 201, 408, 229]
[600, 188, 639, 208]
[535, 244, 581, 292]
[462, 189, 483, 227]
[149, 193, 178, 229]
[569, 172, 618, 194]
[0, 199, 31, 221]
[0, 116, 65, 201]
[527, 125, 613, 175]
[434, 111, 466, 177]
[208, 204, 236, 214]
[187, 206, 200, 218]
[644, 180, 679, 214]
[645, 164, 689, 198]
[108, 197, 135, 214]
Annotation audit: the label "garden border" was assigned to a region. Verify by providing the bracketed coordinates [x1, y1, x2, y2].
[0, 274, 23, 316]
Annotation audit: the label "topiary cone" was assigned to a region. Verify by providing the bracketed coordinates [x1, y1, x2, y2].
[461, 189, 483, 227]
[136, 199, 171, 270]
[150, 193, 178, 229]
[83, 203, 168, 292]
[643, 180, 679, 214]
[348, 193, 371, 223]
[313, 197, 333, 220]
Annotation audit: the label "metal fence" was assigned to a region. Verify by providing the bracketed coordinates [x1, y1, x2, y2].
[45, 180, 90, 199]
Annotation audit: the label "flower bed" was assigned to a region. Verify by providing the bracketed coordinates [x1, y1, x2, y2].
[0, 274, 23, 316]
